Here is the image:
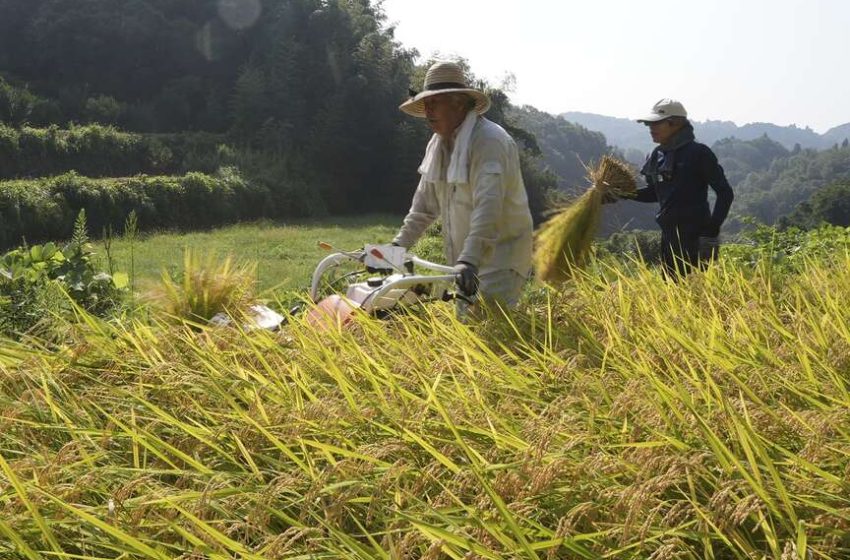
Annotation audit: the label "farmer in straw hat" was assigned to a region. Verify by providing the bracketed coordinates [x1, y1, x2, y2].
[392, 61, 533, 308]
[611, 99, 734, 277]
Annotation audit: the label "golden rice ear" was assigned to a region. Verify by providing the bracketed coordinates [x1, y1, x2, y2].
[533, 156, 636, 285]
[588, 155, 637, 198]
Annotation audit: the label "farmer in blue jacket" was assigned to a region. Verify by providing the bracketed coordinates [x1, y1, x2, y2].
[630, 99, 734, 277]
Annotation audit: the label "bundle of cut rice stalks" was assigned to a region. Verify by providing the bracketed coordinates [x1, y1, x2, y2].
[534, 155, 637, 285]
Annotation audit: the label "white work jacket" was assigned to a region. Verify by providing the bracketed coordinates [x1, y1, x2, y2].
[393, 117, 533, 277]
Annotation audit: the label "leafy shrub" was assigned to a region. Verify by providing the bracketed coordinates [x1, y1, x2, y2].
[83, 94, 123, 125]
[724, 223, 850, 274]
[0, 75, 63, 126]
[0, 123, 172, 178]
[0, 170, 271, 249]
[227, 149, 328, 218]
[0, 124, 244, 180]
[0, 211, 126, 338]
[145, 131, 236, 174]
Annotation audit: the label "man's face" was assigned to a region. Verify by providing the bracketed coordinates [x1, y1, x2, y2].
[647, 119, 678, 145]
[424, 94, 469, 137]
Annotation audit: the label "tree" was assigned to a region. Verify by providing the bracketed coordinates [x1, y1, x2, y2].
[711, 135, 789, 185]
[779, 182, 850, 229]
[0, 1, 563, 220]
[734, 143, 850, 226]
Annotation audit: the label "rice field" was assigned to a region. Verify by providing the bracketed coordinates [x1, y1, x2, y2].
[1, 237, 850, 558]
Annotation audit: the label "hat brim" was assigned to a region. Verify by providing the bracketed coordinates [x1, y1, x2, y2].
[399, 88, 491, 117]
[637, 113, 689, 124]
[636, 114, 673, 124]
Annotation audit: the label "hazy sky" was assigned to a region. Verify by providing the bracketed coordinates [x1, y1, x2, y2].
[380, 0, 850, 133]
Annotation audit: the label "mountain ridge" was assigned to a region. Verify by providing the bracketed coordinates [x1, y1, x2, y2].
[561, 111, 850, 155]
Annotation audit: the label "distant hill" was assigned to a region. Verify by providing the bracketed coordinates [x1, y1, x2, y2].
[508, 105, 612, 190]
[562, 112, 850, 155]
[823, 123, 850, 147]
[560, 112, 652, 161]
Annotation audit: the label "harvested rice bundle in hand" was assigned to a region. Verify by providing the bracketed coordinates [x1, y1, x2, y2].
[534, 156, 636, 284]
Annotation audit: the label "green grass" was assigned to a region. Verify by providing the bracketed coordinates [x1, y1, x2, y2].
[2, 226, 850, 558]
[93, 215, 402, 295]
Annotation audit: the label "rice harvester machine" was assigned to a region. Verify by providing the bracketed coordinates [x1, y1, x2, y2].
[304, 243, 471, 328]
[213, 243, 471, 331]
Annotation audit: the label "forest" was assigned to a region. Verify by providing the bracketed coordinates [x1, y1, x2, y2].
[0, 0, 595, 245]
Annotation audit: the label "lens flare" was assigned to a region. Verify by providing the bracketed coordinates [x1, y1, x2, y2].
[217, 0, 262, 31]
[196, 22, 215, 61]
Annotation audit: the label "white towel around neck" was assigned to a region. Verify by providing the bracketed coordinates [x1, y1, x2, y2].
[418, 111, 479, 184]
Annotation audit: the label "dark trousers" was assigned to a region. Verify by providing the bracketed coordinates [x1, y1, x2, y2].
[660, 224, 701, 278]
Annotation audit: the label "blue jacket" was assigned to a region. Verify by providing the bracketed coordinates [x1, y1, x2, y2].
[636, 141, 734, 237]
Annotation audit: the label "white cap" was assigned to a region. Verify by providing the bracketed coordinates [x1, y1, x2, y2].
[637, 98, 688, 123]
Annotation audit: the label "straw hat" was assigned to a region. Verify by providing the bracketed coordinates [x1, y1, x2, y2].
[399, 61, 491, 118]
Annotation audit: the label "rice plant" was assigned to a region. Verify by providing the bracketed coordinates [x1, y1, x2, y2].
[535, 156, 637, 285]
[145, 249, 257, 321]
[1, 243, 849, 559]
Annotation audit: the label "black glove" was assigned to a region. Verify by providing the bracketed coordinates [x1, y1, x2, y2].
[454, 261, 479, 296]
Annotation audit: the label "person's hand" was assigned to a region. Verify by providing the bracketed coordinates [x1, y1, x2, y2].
[454, 261, 479, 296]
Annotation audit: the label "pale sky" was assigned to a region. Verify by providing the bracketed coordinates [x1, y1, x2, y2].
[380, 0, 850, 133]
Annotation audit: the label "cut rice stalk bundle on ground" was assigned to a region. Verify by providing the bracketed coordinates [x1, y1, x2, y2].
[534, 156, 637, 285]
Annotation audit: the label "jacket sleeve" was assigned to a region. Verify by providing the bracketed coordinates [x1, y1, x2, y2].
[633, 185, 658, 203]
[392, 176, 438, 248]
[634, 151, 659, 203]
[701, 148, 734, 235]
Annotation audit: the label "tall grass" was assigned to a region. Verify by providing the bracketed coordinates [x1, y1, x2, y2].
[1, 249, 849, 558]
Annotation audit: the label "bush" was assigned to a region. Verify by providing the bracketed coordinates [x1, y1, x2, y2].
[0, 211, 127, 338]
[0, 124, 241, 179]
[145, 131, 236, 174]
[0, 170, 271, 249]
[724, 223, 850, 274]
[226, 149, 328, 218]
[83, 94, 124, 125]
[0, 75, 63, 126]
[0, 123, 173, 178]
